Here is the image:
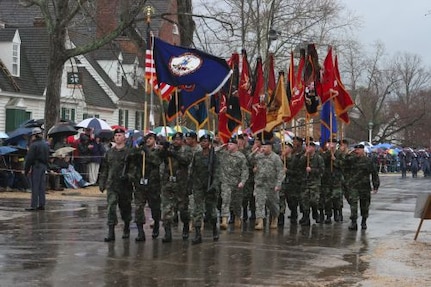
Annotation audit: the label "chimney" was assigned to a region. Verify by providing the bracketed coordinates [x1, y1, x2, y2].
[96, 0, 120, 38]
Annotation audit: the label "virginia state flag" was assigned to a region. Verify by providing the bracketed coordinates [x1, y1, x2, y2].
[153, 37, 232, 96]
[186, 101, 208, 130]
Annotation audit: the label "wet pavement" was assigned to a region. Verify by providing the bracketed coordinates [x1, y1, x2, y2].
[0, 174, 430, 287]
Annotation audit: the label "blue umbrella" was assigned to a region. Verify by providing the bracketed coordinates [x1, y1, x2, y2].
[4, 127, 33, 146]
[76, 118, 111, 131]
[0, 146, 18, 156]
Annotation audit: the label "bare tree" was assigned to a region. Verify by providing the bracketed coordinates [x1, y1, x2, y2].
[19, 0, 148, 132]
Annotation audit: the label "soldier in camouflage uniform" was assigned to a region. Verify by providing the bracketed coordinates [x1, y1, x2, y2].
[239, 135, 256, 224]
[99, 128, 134, 242]
[251, 140, 285, 230]
[345, 144, 380, 230]
[160, 132, 193, 242]
[190, 134, 219, 244]
[185, 131, 202, 226]
[128, 132, 162, 241]
[338, 139, 352, 221]
[218, 137, 249, 230]
[320, 139, 343, 224]
[298, 141, 324, 226]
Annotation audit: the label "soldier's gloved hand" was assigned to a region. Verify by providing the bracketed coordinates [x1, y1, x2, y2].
[140, 145, 149, 154]
[166, 150, 175, 157]
[162, 141, 170, 150]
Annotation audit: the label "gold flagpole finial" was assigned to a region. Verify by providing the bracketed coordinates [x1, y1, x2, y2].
[145, 5, 155, 23]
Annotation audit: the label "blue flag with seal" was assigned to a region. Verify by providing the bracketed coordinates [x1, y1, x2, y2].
[320, 100, 337, 147]
[153, 37, 232, 97]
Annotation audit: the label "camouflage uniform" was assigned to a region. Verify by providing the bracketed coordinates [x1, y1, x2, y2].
[129, 144, 162, 239]
[299, 150, 324, 225]
[219, 149, 249, 219]
[282, 147, 305, 224]
[253, 151, 285, 220]
[99, 145, 133, 228]
[345, 152, 380, 228]
[320, 149, 343, 223]
[161, 144, 193, 229]
[241, 146, 256, 220]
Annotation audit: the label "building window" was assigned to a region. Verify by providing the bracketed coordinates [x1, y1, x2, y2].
[83, 113, 99, 120]
[135, 111, 145, 130]
[61, 107, 76, 122]
[12, 43, 19, 76]
[67, 72, 82, 88]
[118, 109, 129, 128]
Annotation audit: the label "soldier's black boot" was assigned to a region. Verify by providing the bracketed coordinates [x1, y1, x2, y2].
[348, 220, 358, 230]
[361, 217, 367, 230]
[324, 214, 332, 224]
[182, 222, 190, 240]
[162, 223, 172, 243]
[315, 209, 323, 223]
[290, 210, 298, 225]
[300, 214, 310, 226]
[339, 209, 343, 221]
[312, 208, 319, 221]
[228, 212, 235, 224]
[250, 210, 256, 221]
[135, 223, 145, 242]
[104, 225, 115, 242]
[212, 221, 219, 241]
[278, 213, 285, 227]
[152, 220, 160, 239]
[334, 209, 340, 222]
[242, 208, 248, 222]
[122, 222, 130, 239]
[191, 227, 202, 245]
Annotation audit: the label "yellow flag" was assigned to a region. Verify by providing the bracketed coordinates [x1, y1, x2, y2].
[265, 72, 291, 132]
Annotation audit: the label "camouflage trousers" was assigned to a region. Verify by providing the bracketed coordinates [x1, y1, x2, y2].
[254, 183, 279, 219]
[106, 186, 133, 226]
[133, 182, 161, 225]
[301, 184, 320, 216]
[342, 181, 350, 205]
[241, 179, 255, 215]
[192, 186, 218, 227]
[349, 188, 371, 220]
[321, 185, 343, 216]
[281, 182, 302, 219]
[220, 183, 243, 218]
[161, 180, 189, 225]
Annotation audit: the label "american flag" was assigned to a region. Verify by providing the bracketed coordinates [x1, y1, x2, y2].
[145, 34, 175, 101]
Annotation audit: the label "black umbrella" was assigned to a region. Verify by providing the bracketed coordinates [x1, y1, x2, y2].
[19, 119, 44, 128]
[95, 129, 114, 140]
[47, 123, 78, 138]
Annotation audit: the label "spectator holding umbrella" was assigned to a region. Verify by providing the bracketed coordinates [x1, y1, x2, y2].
[88, 135, 105, 185]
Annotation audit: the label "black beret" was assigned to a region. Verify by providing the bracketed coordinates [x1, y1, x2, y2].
[306, 141, 316, 147]
[172, 132, 183, 139]
[228, 137, 238, 144]
[293, 136, 303, 143]
[199, 134, 211, 141]
[354, 144, 365, 149]
[285, 142, 293, 148]
[339, 139, 349, 145]
[145, 132, 157, 139]
[237, 134, 245, 140]
[327, 138, 338, 143]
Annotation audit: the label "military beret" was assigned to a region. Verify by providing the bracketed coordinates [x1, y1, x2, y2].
[354, 144, 365, 149]
[228, 137, 238, 144]
[172, 132, 183, 139]
[339, 139, 349, 145]
[327, 138, 338, 143]
[145, 132, 157, 139]
[285, 142, 293, 148]
[261, 139, 272, 146]
[185, 131, 197, 139]
[237, 134, 245, 140]
[293, 136, 303, 143]
[199, 134, 211, 141]
[306, 141, 316, 147]
[113, 127, 125, 134]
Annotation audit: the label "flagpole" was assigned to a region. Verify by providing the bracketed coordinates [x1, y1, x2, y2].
[145, 6, 155, 130]
[158, 93, 173, 177]
[142, 101, 147, 180]
[330, 100, 334, 172]
[175, 90, 179, 127]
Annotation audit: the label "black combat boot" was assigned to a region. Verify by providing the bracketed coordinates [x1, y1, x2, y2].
[135, 223, 145, 242]
[348, 220, 358, 230]
[312, 208, 319, 221]
[152, 220, 160, 239]
[191, 227, 202, 245]
[242, 208, 249, 222]
[290, 210, 298, 225]
[250, 210, 256, 221]
[361, 217, 367, 230]
[182, 222, 190, 240]
[162, 223, 172, 243]
[334, 209, 340, 222]
[104, 225, 115, 242]
[315, 209, 323, 223]
[122, 222, 130, 239]
[228, 212, 235, 224]
[278, 213, 285, 227]
[300, 214, 310, 226]
[212, 221, 219, 241]
[339, 209, 343, 221]
[324, 214, 332, 224]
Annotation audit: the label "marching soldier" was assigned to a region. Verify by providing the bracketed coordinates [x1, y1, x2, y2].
[160, 132, 193, 242]
[129, 132, 162, 241]
[190, 134, 219, 244]
[99, 128, 134, 242]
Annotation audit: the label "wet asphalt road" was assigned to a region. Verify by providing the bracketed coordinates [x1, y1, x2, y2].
[0, 173, 429, 287]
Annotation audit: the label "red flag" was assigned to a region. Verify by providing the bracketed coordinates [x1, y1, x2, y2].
[218, 93, 231, 143]
[317, 46, 338, 104]
[250, 57, 267, 135]
[266, 53, 276, 102]
[145, 33, 175, 101]
[284, 51, 305, 122]
[334, 55, 354, 123]
[238, 49, 252, 113]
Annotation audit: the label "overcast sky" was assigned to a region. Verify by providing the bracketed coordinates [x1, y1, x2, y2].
[341, 0, 431, 67]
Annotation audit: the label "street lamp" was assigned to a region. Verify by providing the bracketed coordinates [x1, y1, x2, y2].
[368, 121, 374, 144]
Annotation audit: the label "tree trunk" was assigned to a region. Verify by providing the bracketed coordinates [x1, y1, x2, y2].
[177, 0, 194, 47]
